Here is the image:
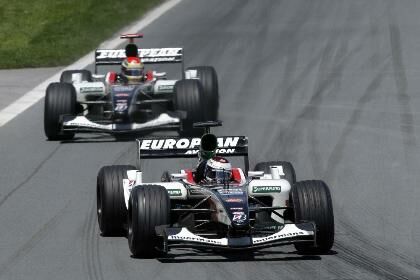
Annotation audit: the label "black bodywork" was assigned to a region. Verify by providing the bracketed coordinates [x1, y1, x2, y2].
[109, 83, 174, 123]
[158, 180, 315, 251]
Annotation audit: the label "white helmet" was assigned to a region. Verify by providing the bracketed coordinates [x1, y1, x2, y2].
[204, 156, 232, 184]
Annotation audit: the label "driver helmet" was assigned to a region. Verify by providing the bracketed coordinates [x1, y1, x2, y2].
[121, 57, 144, 84]
[204, 156, 232, 184]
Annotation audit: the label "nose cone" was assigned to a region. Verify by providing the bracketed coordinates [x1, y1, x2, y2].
[231, 212, 249, 228]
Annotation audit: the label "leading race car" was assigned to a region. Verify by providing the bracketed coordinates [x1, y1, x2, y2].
[96, 122, 334, 257]
[44, 34, 218, 140]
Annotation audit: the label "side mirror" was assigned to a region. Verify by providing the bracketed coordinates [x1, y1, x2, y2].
[154, 71, 167, 79]
[248, 171, 264, 178]
[171, 173, 187, 180]
[92, 74, 105, 81]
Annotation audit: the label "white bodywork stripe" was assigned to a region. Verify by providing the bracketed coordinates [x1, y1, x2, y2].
[0, 0, 183, 127]
[167, 224, 314, 246]
[168, 228, 229, 246]
[252, 224, 313, 244]
[63, 113, 179, 130]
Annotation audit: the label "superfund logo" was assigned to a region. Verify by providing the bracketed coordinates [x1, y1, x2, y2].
[253, 231, 306, 244]
[169, 235, 224, 245]
[167, 189, 182, 196]
[140, 137, 240, 151]
[252, 186, 281, 193]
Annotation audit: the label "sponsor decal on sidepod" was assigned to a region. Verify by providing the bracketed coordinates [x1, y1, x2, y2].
[252, 186, 281, 193]
[167, 189, 182, 196]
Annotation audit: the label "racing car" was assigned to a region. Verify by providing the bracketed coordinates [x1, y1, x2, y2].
[96, 122, 334, 257]
[44, 34, 219, 140]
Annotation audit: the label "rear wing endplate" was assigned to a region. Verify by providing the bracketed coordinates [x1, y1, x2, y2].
[136, 136, 249, 172]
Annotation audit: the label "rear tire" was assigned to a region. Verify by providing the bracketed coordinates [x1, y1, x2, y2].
[60, 69, 92, 83]
[187, 66, 219, 121]
[254, 161, 296, 185]
[128, 185, 170, 257]
[291, 180, 334, 254]
[97, 165, 136, 236]
[175, 79, 205, 136]
[44, 82, 76, 140]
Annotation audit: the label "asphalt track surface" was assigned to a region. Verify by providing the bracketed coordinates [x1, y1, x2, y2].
[1, 0, 420, 279]
[0, 67, 62, 111]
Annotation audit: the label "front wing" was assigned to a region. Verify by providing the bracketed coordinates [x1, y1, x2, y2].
[160, 223, 316, 251]
[61, 113, 180, 134]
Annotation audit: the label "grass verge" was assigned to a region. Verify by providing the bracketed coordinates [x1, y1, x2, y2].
[0, 0, 162, 69]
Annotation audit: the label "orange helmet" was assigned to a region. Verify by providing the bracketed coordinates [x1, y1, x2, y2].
[121, 57, 144, 84]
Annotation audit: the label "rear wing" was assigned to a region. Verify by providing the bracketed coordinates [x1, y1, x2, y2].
[136, 136, 249, 172]
[94, 47, 183, 73]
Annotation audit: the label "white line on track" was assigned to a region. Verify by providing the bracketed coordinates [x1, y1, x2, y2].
[0, 0, 183, 127]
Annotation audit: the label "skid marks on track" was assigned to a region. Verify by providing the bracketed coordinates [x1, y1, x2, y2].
[323, 62, 389, 180]
[335, 218, 420, 279]
[269, 33, 362, 166]
[0, 202, 69, 278]
[0, 144, 61, 208]
[388, 21, 417, 153]
[82, 201, 105, 280]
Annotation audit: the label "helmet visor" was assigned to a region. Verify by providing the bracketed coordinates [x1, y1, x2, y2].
[124, 69, 143, 77]
[206, 169, 231, 184]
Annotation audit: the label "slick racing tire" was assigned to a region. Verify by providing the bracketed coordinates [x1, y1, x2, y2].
[128, 185, 170, 257]
[254, 161, 296, 185]
[187, 66, 219, 121]
[97, 165, 136, 236]
[175, 79, 205, 136]
[291, 180, 334, 254]
[60, 69, 92, 83]
[44, 82, 76, 140]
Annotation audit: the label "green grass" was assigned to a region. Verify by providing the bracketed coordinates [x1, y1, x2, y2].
[0, 0, 162, 69]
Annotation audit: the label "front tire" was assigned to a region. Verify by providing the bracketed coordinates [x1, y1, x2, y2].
[175, 79, 205, 136]
[97, 165, 135, 236]
[44, 82, 76, 140]
[187, 66, 219, 121]
[128, 185, 170, 257]
[291, 180, 334, 254]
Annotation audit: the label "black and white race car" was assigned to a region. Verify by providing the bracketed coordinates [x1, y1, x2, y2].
[96, 122, 334, 257]
[44, 34, 218, 140]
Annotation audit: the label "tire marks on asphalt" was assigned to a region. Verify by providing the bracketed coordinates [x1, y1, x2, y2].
[0, 144, 61, 208]
[335, 219, 419, 279]
[388, 21, 417, 152]
[0, 202, 69, 278]
[324, 62, 389, 179]
[82, 200, 105, 280]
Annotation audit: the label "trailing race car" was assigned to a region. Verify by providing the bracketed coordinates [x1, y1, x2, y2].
[96, 122, 334, 257]
[44, 34, 218, 140]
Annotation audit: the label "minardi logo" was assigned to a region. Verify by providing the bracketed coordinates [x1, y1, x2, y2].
[140, 137, 240, 151]
[252, 186, 281, 193]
